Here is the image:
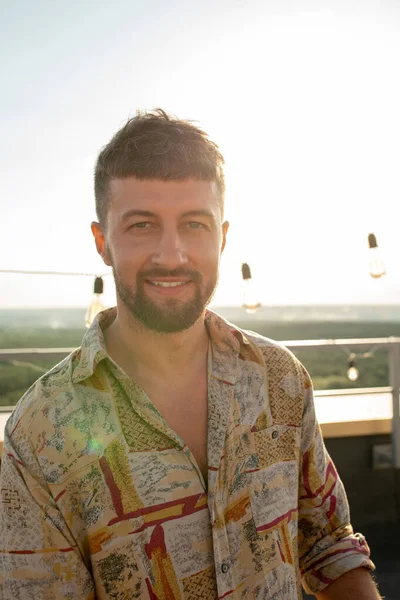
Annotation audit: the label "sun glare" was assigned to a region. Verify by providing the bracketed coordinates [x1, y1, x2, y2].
[2, 6, 400, 308]
[208, 10, 400, 306]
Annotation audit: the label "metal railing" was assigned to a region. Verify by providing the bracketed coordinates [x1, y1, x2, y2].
[1, 336, 400, 467]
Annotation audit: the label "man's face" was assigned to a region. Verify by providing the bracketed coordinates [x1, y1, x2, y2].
[92, 178, 229, 333]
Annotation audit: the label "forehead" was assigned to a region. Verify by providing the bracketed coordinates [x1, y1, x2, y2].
[109, 177, 220, 217]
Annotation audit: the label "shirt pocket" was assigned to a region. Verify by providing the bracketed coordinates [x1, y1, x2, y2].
[243, 425, 300, 533]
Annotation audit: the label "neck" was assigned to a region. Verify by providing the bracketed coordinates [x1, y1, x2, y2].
[103, 303, 209, 380]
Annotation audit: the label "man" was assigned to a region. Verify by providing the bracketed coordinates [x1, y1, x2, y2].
[0, 109, 380, 599]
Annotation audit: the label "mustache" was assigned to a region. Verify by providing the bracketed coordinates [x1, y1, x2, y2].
[138, 268, 202, 283]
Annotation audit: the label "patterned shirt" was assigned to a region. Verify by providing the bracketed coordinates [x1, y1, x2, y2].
[0, 308, 374, 599]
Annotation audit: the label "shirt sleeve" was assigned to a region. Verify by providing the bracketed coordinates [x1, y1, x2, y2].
[297, 365, 375, 595]
[0, 413, 95, 600]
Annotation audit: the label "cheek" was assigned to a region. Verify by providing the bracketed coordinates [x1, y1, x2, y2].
[189, 232, 222, 257]
[190, 244, 218, 268]
[119, 234, 161, 261]
[104, 241, 114, 263]
[197, 247, 222, 277]
[109, 236, 145, 263]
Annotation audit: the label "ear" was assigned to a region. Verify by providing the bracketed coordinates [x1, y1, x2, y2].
[220, 220, 229, 253]
[91, 222, 112, 266]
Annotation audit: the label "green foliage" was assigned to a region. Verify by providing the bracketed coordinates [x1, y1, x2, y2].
[236, 320, 400, 341]
[0, 327, 83, 407]
[0, 327, 83, 349]
[1, 321, 400, 407]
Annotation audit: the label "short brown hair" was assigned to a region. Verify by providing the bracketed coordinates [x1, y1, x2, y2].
[94, 108, 225, 225]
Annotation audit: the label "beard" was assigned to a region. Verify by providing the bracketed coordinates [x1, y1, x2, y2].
[112, 266, 218, 333]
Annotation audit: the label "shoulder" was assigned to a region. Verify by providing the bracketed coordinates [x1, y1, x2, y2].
[238, 327, 290, 352]
[234, 325, 312, 396]
[237, 325, 306, 372]
[208, 310, 309, 382]
[237, 327, 313, 428]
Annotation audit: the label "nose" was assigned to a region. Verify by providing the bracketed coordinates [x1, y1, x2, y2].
[151, 227, 188, 269]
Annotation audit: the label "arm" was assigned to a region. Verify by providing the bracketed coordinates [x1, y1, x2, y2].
[316, 567, 381, 599]
[0, 410, 94, 599]
[296, 365, 376, 597]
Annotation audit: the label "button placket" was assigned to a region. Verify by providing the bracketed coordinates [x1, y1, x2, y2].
[182, 446, 207, 491]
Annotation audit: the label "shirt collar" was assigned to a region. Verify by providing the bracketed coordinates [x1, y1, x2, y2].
[71, 307, 116, 383]
[71, 306, 250, 385]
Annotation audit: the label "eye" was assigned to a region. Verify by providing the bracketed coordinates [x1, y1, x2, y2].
[131, 221, 152, 229]
[187, 221, 206, 230]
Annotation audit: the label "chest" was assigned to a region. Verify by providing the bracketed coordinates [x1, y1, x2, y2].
[145, 378, 209, 483]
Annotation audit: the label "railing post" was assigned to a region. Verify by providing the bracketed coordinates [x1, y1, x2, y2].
[388, 342, 400, 468]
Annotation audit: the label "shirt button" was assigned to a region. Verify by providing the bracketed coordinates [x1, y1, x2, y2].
[272, 430, 279, 440]
[221, 563, 229, 574]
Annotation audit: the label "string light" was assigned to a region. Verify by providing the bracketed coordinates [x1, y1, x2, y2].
[367, 233, 386, 279]
[344, 348, 376, 382]
[85, 277, 105, 328]
[241, 263, 261, 313]
[347, 353, 359, 381]
[0, 269, 111, 327]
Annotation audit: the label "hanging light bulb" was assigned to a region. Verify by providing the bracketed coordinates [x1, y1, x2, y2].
[241, 263, 261, 313]
[368, 233, 386, 278]
[347, 354, 359, 381]
[85, 276, 104, 328]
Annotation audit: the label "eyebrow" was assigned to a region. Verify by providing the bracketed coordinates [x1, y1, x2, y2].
[120, 208, 215, 221]
[120, 210, 157, 222]
[181, 209, 215, 219]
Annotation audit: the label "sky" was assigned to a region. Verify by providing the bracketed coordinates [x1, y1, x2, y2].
[1, 0, 400, 308]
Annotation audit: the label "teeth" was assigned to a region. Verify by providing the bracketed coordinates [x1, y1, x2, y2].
[152, 281, 187, 287]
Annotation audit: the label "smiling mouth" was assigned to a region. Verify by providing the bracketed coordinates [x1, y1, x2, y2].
[150, 281, 188, 288]
[145, 279, 192, 289]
